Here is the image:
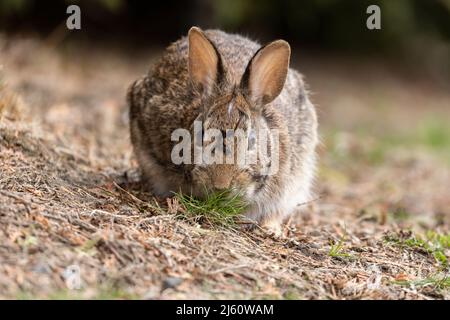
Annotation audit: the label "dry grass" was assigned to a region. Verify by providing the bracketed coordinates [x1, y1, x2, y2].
[174, 190, 248, 228]
[0, 36, 449, 299]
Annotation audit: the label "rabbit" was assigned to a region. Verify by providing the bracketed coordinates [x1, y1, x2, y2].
[128, 27, 318, 235]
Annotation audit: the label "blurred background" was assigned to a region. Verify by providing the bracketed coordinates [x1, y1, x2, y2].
[1, 0, 450, 78]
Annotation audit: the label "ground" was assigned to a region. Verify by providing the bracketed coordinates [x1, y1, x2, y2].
[0, 35, 449, 299]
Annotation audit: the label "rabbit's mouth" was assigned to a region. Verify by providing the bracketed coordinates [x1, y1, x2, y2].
[190, 163, 254, 197]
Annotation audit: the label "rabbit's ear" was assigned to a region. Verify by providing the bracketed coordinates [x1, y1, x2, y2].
[241, 40, 290, 105]
[188, 27, 223, 94]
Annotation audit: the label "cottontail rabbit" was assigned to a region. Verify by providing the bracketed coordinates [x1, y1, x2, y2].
[128, 27, 318, 234]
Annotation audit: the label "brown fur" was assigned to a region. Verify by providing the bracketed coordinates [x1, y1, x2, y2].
[128, 27, 318, 232]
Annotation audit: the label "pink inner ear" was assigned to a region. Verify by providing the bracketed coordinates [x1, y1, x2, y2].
[249, 41, 290, 104]
[188, 29, 219, 91]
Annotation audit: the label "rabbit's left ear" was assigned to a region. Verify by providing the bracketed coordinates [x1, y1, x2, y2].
[188, 27, 223, 94]
[241, 40, 290, 105]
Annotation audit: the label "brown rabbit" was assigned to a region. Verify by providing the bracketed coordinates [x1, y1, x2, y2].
[128, 27, 318, 234]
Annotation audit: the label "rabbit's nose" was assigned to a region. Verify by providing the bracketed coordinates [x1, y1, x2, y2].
[211, 176, 232, 191]
[212, 181, 231, 192]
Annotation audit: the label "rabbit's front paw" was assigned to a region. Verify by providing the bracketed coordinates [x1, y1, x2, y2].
[260, 215, 284, 238]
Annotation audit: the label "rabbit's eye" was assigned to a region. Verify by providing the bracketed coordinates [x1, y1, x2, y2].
[248, 130, 256, 150]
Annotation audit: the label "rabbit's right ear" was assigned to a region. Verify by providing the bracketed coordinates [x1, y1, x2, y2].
[188, 27, 223, 94]
[240, 40, 290, 106]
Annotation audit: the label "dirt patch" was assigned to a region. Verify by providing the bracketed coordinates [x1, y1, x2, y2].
[0, 36, 449, 299]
